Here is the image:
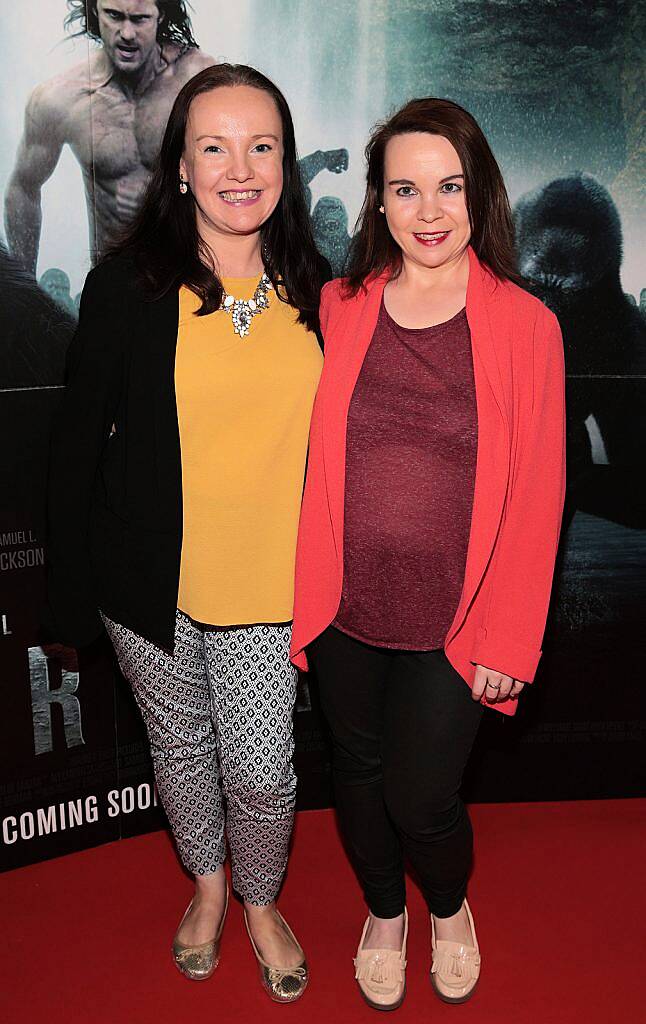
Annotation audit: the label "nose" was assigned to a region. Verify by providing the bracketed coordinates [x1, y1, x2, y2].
[119, 20, 136, 42]
[225, 147, 254, 183]
[417, 192, 443, 223]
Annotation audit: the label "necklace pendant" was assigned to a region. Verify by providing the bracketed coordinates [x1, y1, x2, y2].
[220, 271, 273, 338]
[232, 300, 253, 337]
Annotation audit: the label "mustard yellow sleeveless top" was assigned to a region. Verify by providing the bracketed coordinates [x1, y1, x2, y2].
[175, 279, 323, 625]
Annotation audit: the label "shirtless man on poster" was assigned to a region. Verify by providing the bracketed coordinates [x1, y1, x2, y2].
[5, 0, 350, 275]
[4, 1, 215, 272]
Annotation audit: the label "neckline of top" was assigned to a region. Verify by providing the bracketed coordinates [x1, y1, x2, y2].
[380, 296, 467, 333]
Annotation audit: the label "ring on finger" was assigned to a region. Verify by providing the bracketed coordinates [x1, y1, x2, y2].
[486, 681, 501, 690]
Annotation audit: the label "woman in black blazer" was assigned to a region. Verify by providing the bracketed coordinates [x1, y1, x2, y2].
[46, 64, 328, 1000]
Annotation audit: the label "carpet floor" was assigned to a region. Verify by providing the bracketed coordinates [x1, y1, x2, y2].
[2, 800, 645, 1023]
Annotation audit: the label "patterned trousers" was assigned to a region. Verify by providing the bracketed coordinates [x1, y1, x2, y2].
[102, 609, 298, 904]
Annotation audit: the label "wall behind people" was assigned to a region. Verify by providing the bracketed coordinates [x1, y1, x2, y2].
[1, 0, 644, 870]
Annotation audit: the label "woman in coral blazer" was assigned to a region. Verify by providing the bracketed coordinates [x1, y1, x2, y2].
[291, 98, 565, 1010]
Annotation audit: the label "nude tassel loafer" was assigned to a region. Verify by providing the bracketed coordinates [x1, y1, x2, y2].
[430, 898, 481, 1003]
[354, 908, 408, 1011]
[244, 907, 309, 1003]
[172, 883, 229, 981]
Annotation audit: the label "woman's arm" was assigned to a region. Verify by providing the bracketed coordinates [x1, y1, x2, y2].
[471, 308, 566, 684]
[43, 265, 126, 647]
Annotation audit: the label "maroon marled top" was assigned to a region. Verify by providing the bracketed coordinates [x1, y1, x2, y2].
[334, 299, 477, 650]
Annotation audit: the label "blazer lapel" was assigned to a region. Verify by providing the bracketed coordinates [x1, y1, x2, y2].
[322, 274, 388, 562]
[142, 287, 182, 532]
[446, 248, 511, 644]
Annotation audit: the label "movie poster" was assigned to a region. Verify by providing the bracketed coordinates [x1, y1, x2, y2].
[1, 1, 644, 870]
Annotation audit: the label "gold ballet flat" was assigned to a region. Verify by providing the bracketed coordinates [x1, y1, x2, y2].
[354, 908, 408, 1011]
[244, 906, 309, 1003]
[430, 898, 481, 1003]
[172, 883, 229, 981]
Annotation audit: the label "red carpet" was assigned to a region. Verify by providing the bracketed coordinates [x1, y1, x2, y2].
[2, 800, 645, 1023]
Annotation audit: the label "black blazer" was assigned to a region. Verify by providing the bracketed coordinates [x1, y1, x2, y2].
[45, 255, 327, 651]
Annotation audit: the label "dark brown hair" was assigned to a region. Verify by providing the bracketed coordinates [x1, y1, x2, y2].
[104, 64, 326, 332]
[345, 97, 519, 294]
[65, 0, 198, 49]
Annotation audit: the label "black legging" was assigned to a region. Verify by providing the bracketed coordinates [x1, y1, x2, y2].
[310, 626, 483, 919]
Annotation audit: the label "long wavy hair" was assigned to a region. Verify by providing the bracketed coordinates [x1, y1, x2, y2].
[65, 0, 198, 49]
[105, 64, 326, 331]
[345, 97, 520, 295]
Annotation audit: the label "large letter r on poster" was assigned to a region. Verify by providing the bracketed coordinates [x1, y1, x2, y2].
[28, 647, 84, 755]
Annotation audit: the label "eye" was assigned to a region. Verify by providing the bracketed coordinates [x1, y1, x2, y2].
[440, 182, 463, 194]
[253, 143, 273, 153]
[204, 145, 223, 154]
[396, 186, 417, 197]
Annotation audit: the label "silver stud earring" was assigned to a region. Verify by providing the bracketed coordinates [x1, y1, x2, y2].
[179, 179, 188, 194]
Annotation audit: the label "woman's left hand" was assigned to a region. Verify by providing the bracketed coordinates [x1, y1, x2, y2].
[471, 665, 525, 704]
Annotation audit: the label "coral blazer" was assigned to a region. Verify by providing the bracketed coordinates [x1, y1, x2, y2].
[290, 247, 566, 715]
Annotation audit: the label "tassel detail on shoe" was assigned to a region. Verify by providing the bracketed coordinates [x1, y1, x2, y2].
[354, 952, 407, 987]
[431, 948, 481, 981]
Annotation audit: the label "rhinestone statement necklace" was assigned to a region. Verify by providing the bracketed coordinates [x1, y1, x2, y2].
[220, 273, 273, 337]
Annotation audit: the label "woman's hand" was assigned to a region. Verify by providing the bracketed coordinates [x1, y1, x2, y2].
[471, 665, 525, 704]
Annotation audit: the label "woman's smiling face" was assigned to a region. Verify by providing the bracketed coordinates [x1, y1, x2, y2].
[382, 132, 471, 270]
[179, 84, 284, 241]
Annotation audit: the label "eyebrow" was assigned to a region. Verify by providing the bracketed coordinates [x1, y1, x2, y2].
[195, 133, 280, 142]
[387, 173, 464, 185]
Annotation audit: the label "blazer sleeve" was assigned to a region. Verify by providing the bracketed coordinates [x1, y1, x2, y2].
[42, 265, 125, 647]
[471, 308, 566, 682]
[319, 280, 334, 336]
